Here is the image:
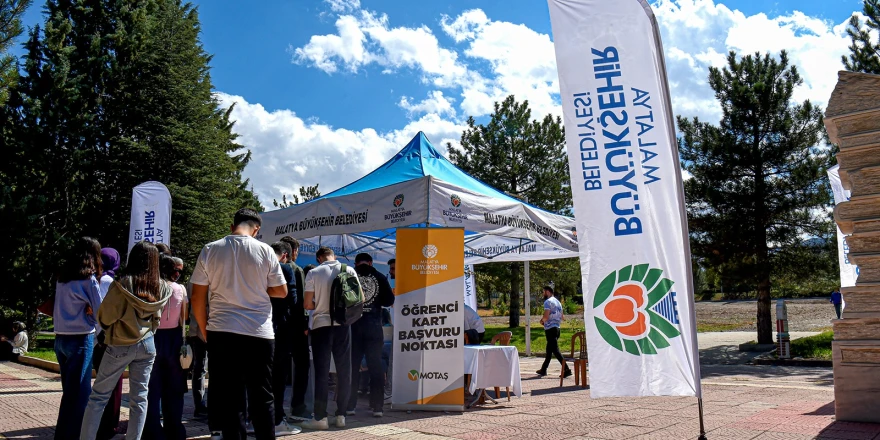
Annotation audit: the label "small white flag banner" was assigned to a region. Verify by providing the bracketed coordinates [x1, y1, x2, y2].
[548, 0, 701, 397]
[827, 165, 857, 287]
[463, 264, 478, 311]
[128, 181, 172, 256]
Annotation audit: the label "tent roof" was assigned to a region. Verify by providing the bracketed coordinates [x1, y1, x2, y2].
[316, 132, 522, 205]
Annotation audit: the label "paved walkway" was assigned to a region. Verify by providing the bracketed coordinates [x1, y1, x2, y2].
[2, 358, 878, 440]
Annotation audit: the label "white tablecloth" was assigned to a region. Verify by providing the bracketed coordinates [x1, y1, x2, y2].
[464, 345, 522, 397]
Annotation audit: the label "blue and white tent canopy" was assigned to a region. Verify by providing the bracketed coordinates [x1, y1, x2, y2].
[258, 132, 578, 265]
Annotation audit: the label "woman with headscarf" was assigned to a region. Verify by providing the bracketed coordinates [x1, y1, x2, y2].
[92, 248, 124, 440]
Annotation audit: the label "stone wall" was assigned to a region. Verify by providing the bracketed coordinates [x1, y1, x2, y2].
[824, 70, 880, 424]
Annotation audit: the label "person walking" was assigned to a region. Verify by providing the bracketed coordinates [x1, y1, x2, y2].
[81, 241, 173, 440]
[190, 209, 291, 440]
[831, 287, 844, 319]
[346, 253, 394, 418]
[298, 247, 360, 430]
[93, 248, 124, 440]
[536, 286, 571, 378]
[143, 255, 189, 440]
[280, 236, 309, 421]
[54, 237, 104, 440]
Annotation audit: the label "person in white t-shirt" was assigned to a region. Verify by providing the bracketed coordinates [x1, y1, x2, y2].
[463, 304, 485, 345]
[297, 247, 360, 431]
[190, 209, 291, 440]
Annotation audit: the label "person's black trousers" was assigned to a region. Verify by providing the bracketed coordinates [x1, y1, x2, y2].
[272, 325, 292, 424]
[541, 327, 567, 372]
[289, 324, 310, 416]
[188, 335, 208, 413]
[347, 322, 384, 412]
[144, 327, 187, 440]
[310, 325, 351, 421]
[208, 331, 275, 440]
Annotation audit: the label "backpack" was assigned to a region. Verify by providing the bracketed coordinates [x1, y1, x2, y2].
[330, 263, 364, 326]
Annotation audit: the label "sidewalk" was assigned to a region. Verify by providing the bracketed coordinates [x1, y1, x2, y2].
[2, 355, 878, 440]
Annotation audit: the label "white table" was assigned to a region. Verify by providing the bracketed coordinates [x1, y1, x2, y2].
[463, 345, 522, 406]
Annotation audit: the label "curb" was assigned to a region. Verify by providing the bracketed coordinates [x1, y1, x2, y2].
[752, 358, 832, 367]
[16, 356, 129, 378]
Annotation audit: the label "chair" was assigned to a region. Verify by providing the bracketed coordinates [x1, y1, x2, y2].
[490, 331, 513, 401]
[565, 331, 588, 388]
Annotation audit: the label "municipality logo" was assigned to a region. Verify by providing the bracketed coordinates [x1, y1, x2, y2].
[593, 264, 681, 356]
[408, 370, 419, 381]
[422, 244, 438, 259]
[393, 194, 405, 207]
[450, 194, 462, 208]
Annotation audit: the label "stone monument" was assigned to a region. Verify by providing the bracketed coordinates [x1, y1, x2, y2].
[824, 70, 880, 424]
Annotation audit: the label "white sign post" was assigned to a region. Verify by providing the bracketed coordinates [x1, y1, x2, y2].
[548, 0, 703, 437]
[128, 181, 172, 256]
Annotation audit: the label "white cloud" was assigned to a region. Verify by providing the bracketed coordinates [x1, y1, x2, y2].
[292, 10, 468, 87]
[653, 0, 852, 122]
[237, 1, 858, 206]
[325, 0, 360, 13]
[217, 93, 464, 206]
[399, 91, 456, 117]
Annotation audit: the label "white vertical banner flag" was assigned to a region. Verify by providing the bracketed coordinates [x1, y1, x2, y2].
[463, 265, 478, 310]
[828, 165, 858, 287]
[548, 0, 701, 397]
[128, 181, 172, 256]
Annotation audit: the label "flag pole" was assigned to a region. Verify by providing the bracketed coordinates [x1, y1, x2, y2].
[698, 397, 707, 440]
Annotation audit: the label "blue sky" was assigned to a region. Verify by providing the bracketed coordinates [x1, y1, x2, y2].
[15, 0, 865, 205]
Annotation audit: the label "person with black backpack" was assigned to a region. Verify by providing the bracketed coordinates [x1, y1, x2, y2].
[298, 247, 363, 430]
[346, 253, 394, 418]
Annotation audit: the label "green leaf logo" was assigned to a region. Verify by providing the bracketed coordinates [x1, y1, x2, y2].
[408, 370, 419, 381]
[593, 264, 680, 356]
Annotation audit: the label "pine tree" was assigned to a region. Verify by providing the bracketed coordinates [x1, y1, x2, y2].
[273, 183, 321, 208]
[0, 0, 260, 329]
[843, 0, 880, 74]
[0, 0, 31, 105]
[449, 95, 570, 328]
[677, 51, 830, 344]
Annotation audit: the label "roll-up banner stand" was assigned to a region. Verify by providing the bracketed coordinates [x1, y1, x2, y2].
[128, 181, 172, 257]
[392, 228, 465, 412]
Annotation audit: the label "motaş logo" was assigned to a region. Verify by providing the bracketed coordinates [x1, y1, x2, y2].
[407, 369, 449, 381]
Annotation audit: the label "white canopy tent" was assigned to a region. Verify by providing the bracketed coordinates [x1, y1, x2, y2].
[258, 131, 579, 265]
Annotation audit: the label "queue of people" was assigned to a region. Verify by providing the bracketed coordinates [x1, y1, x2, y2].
[46, 208, 399, 440]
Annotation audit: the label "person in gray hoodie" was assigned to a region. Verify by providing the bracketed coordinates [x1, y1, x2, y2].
[80, 241, 172, 440]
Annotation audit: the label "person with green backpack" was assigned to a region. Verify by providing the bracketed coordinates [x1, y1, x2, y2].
[297, 247, 363, 430]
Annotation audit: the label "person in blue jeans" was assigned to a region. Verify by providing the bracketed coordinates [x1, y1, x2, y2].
[831, 288, 843, 319]
[80, 241, 172, 440]
[54, 237, 105, 440]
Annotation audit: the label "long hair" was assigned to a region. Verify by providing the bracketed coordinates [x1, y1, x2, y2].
[58, 237, 103, 283]
[123, 241, 161, 302]
[159, 254, 181, 282]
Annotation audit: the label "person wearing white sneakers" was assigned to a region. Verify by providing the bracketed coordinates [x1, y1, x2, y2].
[297, 247, 358, 430]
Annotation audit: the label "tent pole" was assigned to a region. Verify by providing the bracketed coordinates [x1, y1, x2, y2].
[525, 260, 531, 356]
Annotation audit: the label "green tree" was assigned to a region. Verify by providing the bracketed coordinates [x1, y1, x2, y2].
[0, 0, 31, 105]
[843, 0, 880, 74]
[0, 0, 259, 331]
[677, 51, 830, 344]
[449, 95, 570, 328]
[273, 183, 321, 208]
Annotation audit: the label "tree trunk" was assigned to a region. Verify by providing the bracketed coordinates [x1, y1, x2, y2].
[509, 263, 521, 328]
[756, 277, 773, 344]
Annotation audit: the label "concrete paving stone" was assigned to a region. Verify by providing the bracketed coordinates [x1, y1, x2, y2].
[569, 424, 657, 439]
[706, 427, 765, 439]
[752, 432, 818, 440]
[451, 431, 507, 440]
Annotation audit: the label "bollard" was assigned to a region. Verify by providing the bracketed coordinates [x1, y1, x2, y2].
[776, 299, 790, 359]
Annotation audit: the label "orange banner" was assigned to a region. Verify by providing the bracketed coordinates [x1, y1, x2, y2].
[396, 228, 464, 296]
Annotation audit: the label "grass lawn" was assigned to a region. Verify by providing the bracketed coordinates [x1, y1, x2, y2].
[27, 333, 57, 363]
[790, 330, 833, 360]
[483, 323, 583, 355]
